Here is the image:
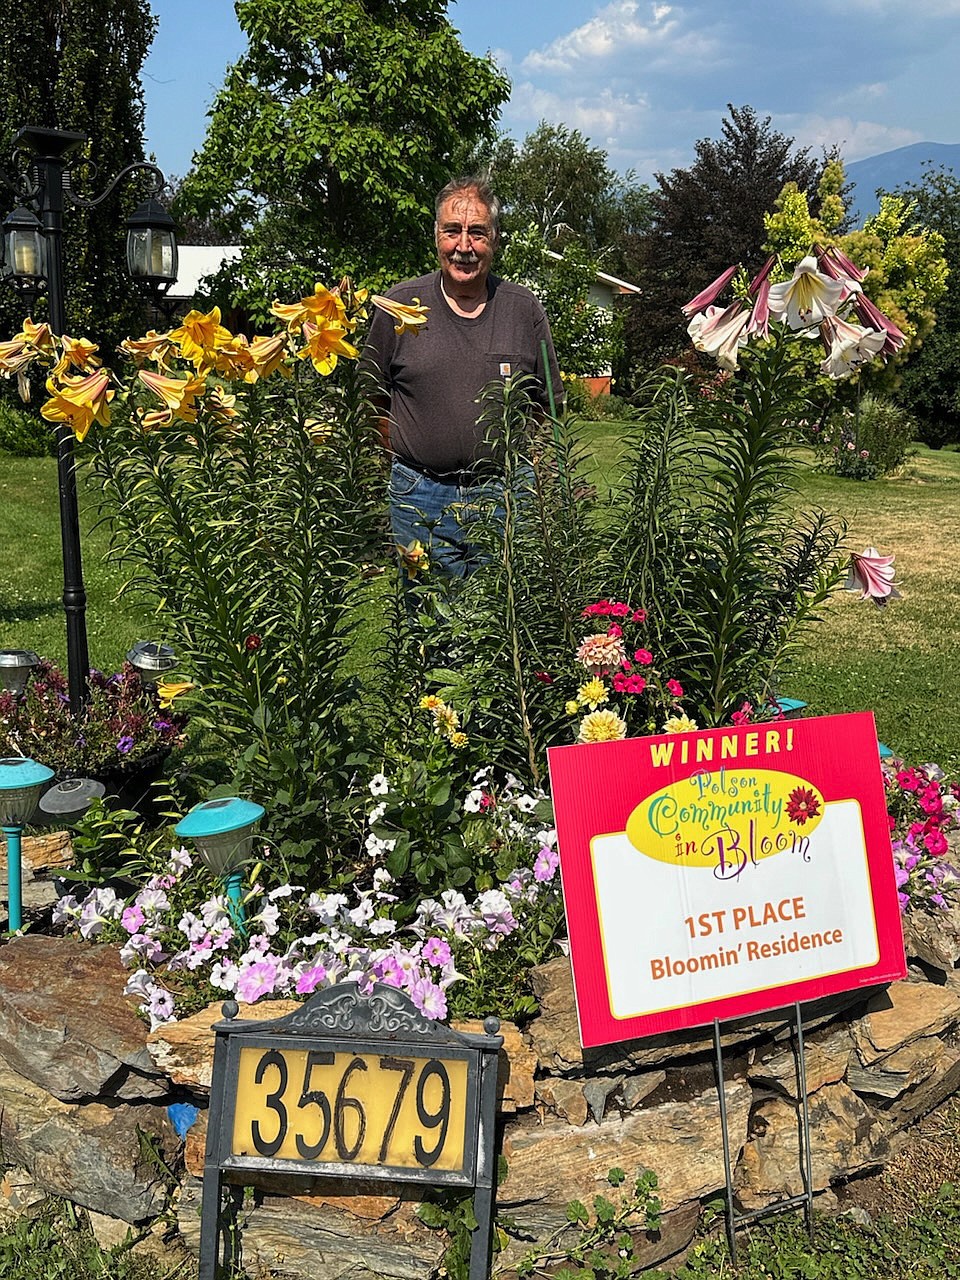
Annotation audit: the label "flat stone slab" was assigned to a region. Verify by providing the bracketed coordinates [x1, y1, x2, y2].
[0, 935, 167, 1101]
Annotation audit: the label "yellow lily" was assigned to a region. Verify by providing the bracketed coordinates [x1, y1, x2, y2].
[40, 369, 114, 443]
[334, 277, 368, 325]
[53, 334, 101, 377]
[138, 369, 206, 423]
[397, 538, 429, 580]
[270, 283, 348, 333]
[247, 333, 290, 381]
[207, 384, 238, 424]
[119, 330, 175, 369]
[371, 294, 429, 336]
[156, 677, 197, 709]
[203, 333, 255, 381]
[170, 306, 235, 369]
[138, 406, 174, 431]
[296, 318, 358, 376]
[14, 318, 55, 355]
[0, 339, 34, 375]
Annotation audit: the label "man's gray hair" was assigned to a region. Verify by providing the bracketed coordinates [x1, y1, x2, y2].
[434, 176, 501, 239]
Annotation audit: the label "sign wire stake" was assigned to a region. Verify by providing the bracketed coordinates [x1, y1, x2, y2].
[713, 1004, 815, 1266]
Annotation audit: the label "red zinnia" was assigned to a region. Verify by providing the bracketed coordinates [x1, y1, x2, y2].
[244, 634, 262, 652]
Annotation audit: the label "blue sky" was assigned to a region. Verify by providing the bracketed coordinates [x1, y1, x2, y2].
[143, 0, 960, 186]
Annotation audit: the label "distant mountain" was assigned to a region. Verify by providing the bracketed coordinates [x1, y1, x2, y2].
[845, 142, 960, 224]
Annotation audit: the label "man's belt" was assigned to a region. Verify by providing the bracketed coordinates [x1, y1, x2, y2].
[393, 456, 503, 487]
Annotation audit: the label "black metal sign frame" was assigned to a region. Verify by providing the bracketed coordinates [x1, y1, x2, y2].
[199, 982, 503, 1280]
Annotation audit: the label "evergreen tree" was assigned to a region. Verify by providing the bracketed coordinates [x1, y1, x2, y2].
[895, 166, 960, 445]
[624, 105, 822, 370]
[0, 0, 157, 348]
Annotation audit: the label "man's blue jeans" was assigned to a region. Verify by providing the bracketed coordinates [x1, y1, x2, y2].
[389, 458, 510, 579]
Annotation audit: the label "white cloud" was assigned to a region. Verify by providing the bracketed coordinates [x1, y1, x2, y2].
[781, 114, 923, 162]
[520, 0, 717, 75]
[505, 80, 651, 149]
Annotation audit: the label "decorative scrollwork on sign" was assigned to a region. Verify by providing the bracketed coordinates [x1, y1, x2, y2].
[262, 983, 461, 1042]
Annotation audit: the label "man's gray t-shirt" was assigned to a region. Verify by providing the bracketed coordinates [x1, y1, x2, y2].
[362, 271, 562, 474]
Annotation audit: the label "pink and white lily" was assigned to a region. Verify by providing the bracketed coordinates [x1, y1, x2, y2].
[851, 292, 906, 356]
[688, 302, 751, 371]
[819, 316, 887, 379]
[681, 264, 740, 319]
[767, 256, 845, 329]
[845, 546, 900, 606]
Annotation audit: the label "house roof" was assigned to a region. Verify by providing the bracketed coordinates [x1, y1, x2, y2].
[543, 248, 641, 295]
[169, 244, 242, 299]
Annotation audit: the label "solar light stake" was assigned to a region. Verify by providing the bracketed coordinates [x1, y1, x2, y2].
[175, 797, 265, 932]
[0, 756, 54, 932]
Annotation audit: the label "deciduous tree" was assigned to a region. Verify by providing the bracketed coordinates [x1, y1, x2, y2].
[486, 122, 653, 271]
[893, 166, 960, 444]
[0, 0, 157, 349]
[180, 0, 509, 317]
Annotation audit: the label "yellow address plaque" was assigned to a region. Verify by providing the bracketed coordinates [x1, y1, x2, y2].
[231, 1043, 471, 1173]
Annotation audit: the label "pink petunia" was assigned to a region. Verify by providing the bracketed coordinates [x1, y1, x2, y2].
[296, 962, 328, 995]
[533, 846, 560, 883]
[421, 937, 452, 967]
[925, 830, 948, 856]
[633, 649, 653, 666]
[236, 958, 279, 1003]
[666, 679, 683, 698]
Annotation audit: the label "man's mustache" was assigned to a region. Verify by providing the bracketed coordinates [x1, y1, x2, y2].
[451, 252, 479, 264]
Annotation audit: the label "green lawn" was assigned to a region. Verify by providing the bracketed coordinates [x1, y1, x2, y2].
[0, 456, 151, 670]
[2, 439, 959, 772]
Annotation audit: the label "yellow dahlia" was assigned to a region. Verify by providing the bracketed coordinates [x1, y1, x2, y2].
[663, 714, 699, 734]
[578, 710, 627, 744]
[577, 677, 608, 709]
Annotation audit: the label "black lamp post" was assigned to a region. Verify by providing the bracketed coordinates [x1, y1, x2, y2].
[0, 126, 178, 715]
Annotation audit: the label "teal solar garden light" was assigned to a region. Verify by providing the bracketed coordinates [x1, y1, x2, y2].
[175, 797, 265, 927]
[1, 756, 54, 931]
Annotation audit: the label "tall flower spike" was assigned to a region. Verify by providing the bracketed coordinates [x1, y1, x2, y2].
[845, 546, 900, 606]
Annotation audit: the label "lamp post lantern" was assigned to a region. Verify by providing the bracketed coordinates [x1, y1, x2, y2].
[1, 126, 178, 715]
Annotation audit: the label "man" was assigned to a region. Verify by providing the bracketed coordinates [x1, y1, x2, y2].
[363, 176, 563, 579]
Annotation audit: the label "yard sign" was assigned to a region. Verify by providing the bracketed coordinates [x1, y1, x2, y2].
[547, 712, 906, 1049]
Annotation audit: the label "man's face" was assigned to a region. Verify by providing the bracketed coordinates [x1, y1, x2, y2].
[435, 192, 497, 291]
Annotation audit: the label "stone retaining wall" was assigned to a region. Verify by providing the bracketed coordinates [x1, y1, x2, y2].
[2, 905, 960, 1276]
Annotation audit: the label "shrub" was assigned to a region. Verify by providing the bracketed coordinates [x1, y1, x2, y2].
[0, 394, 55, 456]
[817, 393, 916, 478]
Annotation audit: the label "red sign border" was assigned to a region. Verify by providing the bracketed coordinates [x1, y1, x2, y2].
[547, 711, 906, 1048]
